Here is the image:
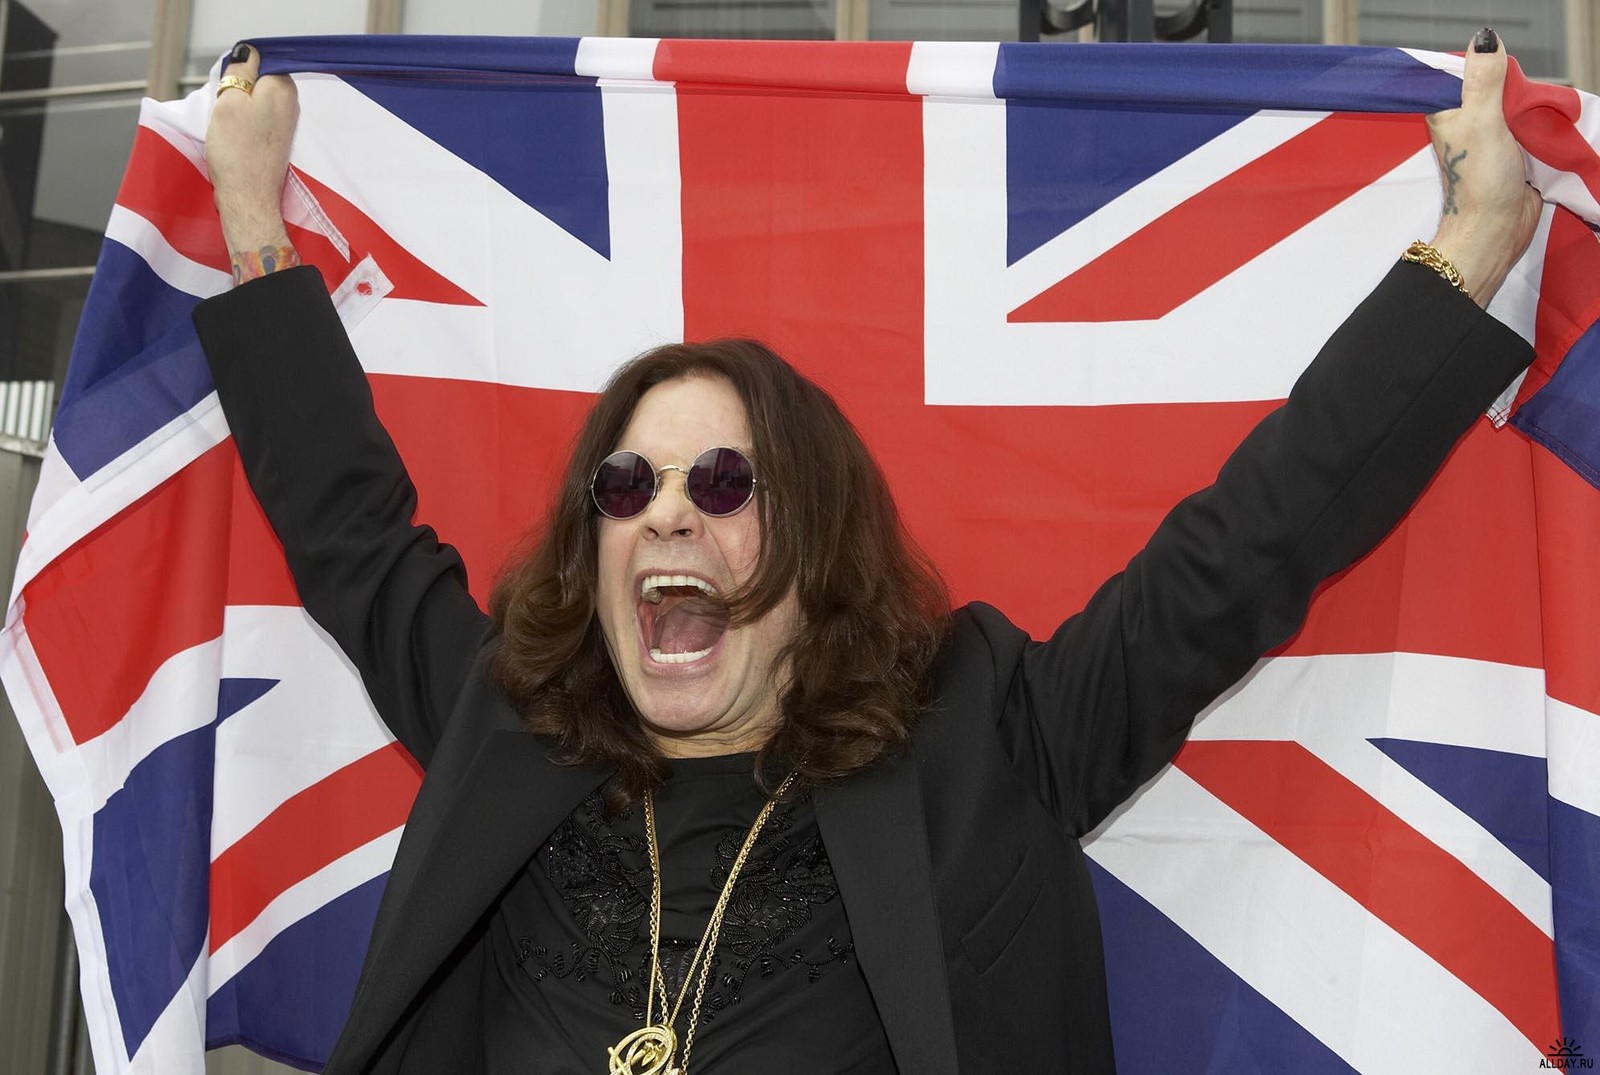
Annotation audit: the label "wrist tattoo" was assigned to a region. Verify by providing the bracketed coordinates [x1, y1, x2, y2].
[1441, 144, 1467, 215]
[231, 244, 301, 285]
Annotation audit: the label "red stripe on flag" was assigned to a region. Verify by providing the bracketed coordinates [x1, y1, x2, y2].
[22, 443, 237, 744]
[225, 450, 302, 607]
[20, 441, 305, 745]
[368, 373, 595, 607]
[1008, 113, 1429, 323]
[1277, 414, 1542, 669]
[665, 60, 1541, 673]
[654, 39, 914, 96]
[1517, 208, 1600, 410]
[1176, 739, 1561, 1051]
[289, 169, 484, 307]
[1504, 66, 1600, 206]
[209, 741, 422, 953]
[1506, 210, 1587, 415]
[114, 126, 230, 274]
[1532, 448, 1600, 716]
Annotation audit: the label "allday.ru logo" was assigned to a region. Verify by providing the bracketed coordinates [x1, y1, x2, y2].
[1542, 1039, 1594, 1069]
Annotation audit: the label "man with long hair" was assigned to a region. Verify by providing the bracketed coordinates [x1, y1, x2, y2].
[196, 33, 1539, 1074]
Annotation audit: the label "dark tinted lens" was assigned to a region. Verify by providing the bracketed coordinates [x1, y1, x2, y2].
[686, 447, 755, 516]
[592, 451, 657, 519]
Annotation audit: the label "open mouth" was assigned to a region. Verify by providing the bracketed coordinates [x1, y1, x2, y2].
[637, 574, 730, 665]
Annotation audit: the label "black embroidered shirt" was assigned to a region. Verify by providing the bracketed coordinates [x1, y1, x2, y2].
[481, 752, 897, 1073]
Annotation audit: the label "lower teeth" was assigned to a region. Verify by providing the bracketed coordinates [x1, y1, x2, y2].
[650, 646, 714, 664]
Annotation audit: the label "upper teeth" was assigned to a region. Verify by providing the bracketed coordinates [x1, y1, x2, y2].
[640, 574, 718, 603]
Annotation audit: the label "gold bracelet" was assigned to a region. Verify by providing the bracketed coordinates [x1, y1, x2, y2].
[1400, 240, 1471, 301]
[230, 244, 301, 286]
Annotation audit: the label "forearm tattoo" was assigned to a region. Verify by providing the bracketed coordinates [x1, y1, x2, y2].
[1440, 144, 1467, 215]
[231, 244, 301, 285]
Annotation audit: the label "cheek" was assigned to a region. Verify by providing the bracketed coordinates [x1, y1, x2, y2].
[595, 525, 631, 618]
[713, 515, 765, 580]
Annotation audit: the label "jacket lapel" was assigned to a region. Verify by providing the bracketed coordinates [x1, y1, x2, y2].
[815, 755, 960, 1075]
[332, 729, 607, 1071]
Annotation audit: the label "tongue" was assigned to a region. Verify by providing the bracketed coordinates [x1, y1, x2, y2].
[653, 600, 728, 655]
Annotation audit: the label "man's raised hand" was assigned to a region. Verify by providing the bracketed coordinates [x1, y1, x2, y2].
[206, 43, 301, 284]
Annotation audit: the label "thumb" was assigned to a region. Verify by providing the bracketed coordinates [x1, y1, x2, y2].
[222, 41, 261, 83]
[1458, 28, 1507, 114]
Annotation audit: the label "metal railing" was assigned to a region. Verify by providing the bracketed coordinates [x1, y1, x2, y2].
[0, 379, 54, 456]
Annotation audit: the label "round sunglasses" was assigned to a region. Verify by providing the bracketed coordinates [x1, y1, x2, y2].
[590, 446, 758, 520]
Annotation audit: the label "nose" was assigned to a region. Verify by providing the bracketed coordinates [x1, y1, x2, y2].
[640, 465, 698, 538]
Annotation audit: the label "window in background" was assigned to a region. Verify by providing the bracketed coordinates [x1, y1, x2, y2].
[879, 0, 1322, 47]
[1361, 0, 1565, 80]
[403, 0, 601, 38]
[0, 0, 152, 384]
[629, 0, 837, 40]
[1233, 0, 1322, 43]
[870, 0, 1017, 42]
[184, 0, 367, 83]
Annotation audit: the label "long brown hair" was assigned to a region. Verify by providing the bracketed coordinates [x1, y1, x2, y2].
[488, 339, 949, 801]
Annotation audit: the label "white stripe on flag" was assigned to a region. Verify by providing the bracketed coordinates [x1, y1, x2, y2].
[207, 827, 403, 991]
[291, 74, 494, 300]
[1487, 204, 1557, 423]
[575, 36, 661, 82]
[921, 97, 1443, 406]
[291, 73, 684, 393]
[48, 636, 222, 814]
[1087, 769, 1542, 1075]
[125, 944, 208, 1075]
[1549, 694, 1600, 816]
[138, 92, 210, 174]
[1527, 88, 1600, 224]
[24, 439, 81, 534]
[211, 606, 394, 852]
[1188, 651, 1554, 932]
[906, 42, 1000, 99]
[104, 205, 230, 300]
[9, 395, 230, 598]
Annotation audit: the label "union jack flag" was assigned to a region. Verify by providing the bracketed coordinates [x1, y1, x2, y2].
[4, 35, 1599, 1073]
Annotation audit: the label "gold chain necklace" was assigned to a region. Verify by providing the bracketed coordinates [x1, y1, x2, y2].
[605, 771, 797, 1075]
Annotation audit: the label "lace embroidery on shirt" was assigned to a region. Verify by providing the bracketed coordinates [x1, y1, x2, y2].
[520, 791, 652, 1010]
[696, 801, 855, 1022]
[516, 791, 854, 1021]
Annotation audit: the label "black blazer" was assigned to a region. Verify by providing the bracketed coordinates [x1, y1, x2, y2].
[194, 262, 1530, 1074]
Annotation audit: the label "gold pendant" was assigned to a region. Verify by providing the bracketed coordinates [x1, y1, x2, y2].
[607, 1024, 678, 1075]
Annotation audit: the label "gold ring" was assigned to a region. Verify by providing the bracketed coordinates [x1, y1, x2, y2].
[217, 74, 255, 98]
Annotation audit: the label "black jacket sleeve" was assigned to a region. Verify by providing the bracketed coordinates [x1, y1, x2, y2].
[983, 260, 1536, 835]
[193, 266, 490, 769]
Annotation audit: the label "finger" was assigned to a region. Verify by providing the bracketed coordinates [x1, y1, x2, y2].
[1458, 27, 1507, 113]
[223, 41, 261, 82]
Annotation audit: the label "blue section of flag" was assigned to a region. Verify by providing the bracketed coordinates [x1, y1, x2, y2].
[88, 679, 275, 1058]
[1006, 104, 1239, 265]
[55, 240, 213, 481]
[206, 874, 388, 1069]
[251, 35, 583, 82]
[240, 35, 609, 256]
[1089, 860, 1359, 1074]
[218, 678, 279, 721]
[91, 720, 215, 1056]
[344, 72, 611, 259]
[1551, 798, 1600, 1052]
[1512, 316, 1600, 491]
[1370, 738, 1551, 881]
[993, 44, 1460, 112]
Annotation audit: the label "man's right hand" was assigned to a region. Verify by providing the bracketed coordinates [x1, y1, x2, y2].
[206, 43, 300, 282]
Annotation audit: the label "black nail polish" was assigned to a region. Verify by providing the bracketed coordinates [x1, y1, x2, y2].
[230, 42, 252, 64]
[1473, 27, 1498, 53]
